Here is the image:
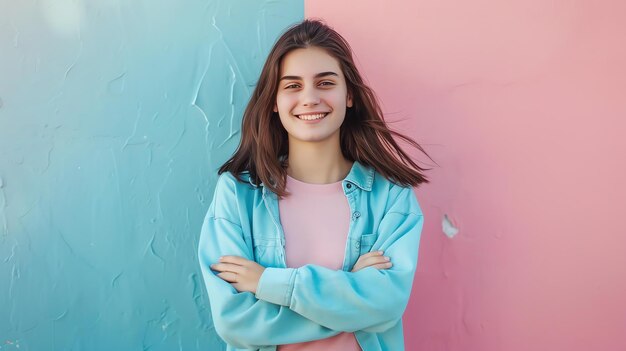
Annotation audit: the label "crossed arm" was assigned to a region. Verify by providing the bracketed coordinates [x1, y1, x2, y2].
[198, 209, 423, 349]
[209, 250, 392, 295]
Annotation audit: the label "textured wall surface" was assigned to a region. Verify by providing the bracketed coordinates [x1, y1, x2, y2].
[306, 1, 626, 350]
[0, 1, 302, 349]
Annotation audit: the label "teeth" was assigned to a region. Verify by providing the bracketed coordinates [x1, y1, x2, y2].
[297, 113, 327, 120]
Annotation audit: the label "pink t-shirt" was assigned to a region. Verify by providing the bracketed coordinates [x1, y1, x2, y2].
[276, 174, 362, 351]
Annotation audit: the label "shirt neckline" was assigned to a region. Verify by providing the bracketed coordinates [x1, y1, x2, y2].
[285, 174, 344, 194]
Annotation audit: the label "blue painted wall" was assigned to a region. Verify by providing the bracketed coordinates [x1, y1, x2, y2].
[0, 1, 303, 349]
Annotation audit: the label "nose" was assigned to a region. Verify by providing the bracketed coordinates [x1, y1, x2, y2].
[301, 86, 320, 106]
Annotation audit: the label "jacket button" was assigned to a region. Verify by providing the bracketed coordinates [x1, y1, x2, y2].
[352, 211, 361, 219]
[355, 241, 360, 249]
[346, 183, 352, 189]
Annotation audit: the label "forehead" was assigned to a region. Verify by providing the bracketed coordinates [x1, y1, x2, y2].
[279, 46, 343, 77]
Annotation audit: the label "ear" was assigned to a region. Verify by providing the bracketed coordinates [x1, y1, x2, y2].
[347, 93, 353, 108]
[273, 104, 278, 113]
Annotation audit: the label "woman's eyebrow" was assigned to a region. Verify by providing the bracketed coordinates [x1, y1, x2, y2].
[279, 71, 338, 81]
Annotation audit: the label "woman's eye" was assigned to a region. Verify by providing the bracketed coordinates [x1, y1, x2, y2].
[319, 81, 335, 86]
[285, 84, 299, 89]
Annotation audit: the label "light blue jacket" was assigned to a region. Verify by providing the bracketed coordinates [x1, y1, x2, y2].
[197, 161, 424, 350]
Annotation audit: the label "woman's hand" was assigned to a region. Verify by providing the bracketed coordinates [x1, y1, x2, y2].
[351, 251, 392, 272]
[210, 256, 266, 294]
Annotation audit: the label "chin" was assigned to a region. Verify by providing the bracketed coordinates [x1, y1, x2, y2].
[291, 132, 338, 143]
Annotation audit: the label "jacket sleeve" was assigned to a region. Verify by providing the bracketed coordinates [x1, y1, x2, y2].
[254, 186, 424, 333]
[197, 175, 340, 349]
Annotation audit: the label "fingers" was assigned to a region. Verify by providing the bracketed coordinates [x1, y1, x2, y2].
[360, 251, 390, 264]
[361, 255, 392, 267]
[352, 251, 392, 272]
[219, 256, 249, 265]
[360, 250, 385, 258]
[217, 271, 238, 283]
[210, 262, 242, 274]
[210, 255, 252, 273]
[369, 262, 393, 270]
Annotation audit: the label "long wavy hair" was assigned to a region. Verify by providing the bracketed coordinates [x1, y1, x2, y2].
[219, 19, 432, 198]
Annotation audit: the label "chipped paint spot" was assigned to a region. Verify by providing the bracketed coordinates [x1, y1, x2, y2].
[442, 214, 459, 238]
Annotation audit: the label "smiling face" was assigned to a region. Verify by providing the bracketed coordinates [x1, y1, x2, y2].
[274, 46, 353, 145]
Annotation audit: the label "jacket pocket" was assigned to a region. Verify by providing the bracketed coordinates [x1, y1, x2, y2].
[359, 233, 377, 255]
[252, 237, 280, 267]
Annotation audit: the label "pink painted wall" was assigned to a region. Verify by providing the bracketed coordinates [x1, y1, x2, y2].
[306, 1, 626, 350]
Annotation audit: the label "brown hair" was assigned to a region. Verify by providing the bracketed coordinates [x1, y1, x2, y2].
[219, 19, 432, 197]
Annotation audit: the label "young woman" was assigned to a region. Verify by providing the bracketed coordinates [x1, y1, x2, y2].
[198, 19, 430, 351]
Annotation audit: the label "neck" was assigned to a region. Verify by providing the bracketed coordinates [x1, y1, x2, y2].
[285, 135, 353, 184]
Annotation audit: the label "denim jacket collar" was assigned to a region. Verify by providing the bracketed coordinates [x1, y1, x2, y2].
[344, 160, 374, 192]
[253, 159, 375, 197]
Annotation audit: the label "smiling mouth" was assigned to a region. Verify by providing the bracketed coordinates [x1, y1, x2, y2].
[295, 113, 329, 121]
